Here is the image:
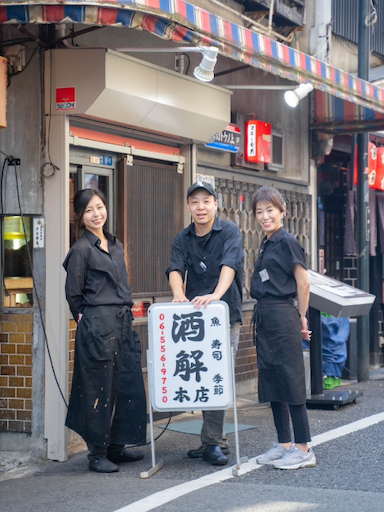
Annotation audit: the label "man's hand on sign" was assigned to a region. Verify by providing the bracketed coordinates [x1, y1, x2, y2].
[172, 292, 189, 303]
[191, 292, 221, 309]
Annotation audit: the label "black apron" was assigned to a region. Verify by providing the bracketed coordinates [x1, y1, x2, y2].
[66, 305, 147, 447]
[253, 300, 306, 405]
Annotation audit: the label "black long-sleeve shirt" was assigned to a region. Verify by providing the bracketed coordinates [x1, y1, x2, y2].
[63, 229, 133, 320]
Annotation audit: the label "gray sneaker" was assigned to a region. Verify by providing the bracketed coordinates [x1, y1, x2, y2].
[256, 443, 289, 465]
[273, 445, 316, 470]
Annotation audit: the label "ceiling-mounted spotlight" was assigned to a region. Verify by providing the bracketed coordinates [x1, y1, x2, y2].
[284, 83, 314, 108]
[114, 45, 219, 83]
[193, 47, 219, 83]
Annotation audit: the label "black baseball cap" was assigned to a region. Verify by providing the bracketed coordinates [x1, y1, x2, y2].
[187, 181, 217, 199]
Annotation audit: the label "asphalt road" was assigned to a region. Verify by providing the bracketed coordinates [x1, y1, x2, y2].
[1, 374, 384, 512]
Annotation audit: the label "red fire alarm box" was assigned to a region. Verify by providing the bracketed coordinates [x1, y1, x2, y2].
[245, 120, 271, 164]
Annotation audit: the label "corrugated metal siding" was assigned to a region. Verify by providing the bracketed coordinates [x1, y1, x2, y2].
[126, 160, 184, 296]
[332, 0, 384, 58]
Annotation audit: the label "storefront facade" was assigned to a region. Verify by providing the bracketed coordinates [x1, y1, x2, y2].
[1, 0, 384, 461]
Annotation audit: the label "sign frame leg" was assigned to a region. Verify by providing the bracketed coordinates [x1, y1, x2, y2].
[140, 353, 165, 479]
[231, 347, 248, 476]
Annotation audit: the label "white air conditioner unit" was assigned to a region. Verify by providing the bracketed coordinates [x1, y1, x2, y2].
[266, 130, 283, 171]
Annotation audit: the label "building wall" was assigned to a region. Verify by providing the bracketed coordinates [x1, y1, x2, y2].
[214, 72, 310, 184]
[300, 0, 384, 72]
[1, 16, 312, 451]
[0, 27, 45, 447]
[0, 26, 42, 215]
[0, 310, 33, 433]
[330, 35, 384, 74]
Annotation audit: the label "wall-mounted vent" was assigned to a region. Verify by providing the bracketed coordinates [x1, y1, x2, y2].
[267, 130, 283, 171]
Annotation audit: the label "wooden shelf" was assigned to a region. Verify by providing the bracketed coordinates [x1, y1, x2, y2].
[3, 277, 33, 307]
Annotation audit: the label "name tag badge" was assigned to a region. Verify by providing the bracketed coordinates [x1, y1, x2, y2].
[259, 269, 270, 282]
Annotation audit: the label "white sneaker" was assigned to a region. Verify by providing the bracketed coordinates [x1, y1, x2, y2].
[273, 445, 316, 470]
[255, 443, 289, 465]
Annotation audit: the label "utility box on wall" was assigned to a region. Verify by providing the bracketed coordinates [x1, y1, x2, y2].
[245, 120, 271, 164]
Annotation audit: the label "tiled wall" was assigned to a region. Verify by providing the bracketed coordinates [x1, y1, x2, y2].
[236, 310, 257, 383]
[343, 257, 358, 287]
[0, 311, 33, 433]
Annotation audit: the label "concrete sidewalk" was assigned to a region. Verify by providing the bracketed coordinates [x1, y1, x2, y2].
[1, 366, 383, 482]
[0, 392, 260, 480]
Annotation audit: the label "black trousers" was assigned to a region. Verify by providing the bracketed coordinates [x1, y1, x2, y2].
[87, 443, 124, 461]
[271, 401, 311, 444]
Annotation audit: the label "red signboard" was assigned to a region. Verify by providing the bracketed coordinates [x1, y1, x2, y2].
[373, 147, 384, 191]
[354, 141, 376, 187]
[245, 120, 271, 164]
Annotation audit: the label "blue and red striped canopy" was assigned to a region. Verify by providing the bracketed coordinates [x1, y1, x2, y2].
[1, 0, 384, 131]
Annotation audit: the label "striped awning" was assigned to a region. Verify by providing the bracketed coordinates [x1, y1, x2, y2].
[314, 90, 384, 134]
[1, 0, 384, 130]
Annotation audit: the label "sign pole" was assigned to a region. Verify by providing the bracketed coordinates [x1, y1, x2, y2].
[231, 347, 248, 477]
[140, 354, 164, 479]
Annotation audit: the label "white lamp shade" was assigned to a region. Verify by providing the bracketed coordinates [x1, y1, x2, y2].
[193, 46, 219, 83]
[284, 83, 314, 108]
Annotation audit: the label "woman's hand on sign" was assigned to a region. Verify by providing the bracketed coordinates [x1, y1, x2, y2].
[301, 316, 311, 340]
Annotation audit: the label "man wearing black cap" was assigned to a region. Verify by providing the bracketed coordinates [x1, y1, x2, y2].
[166, 181, 243, 466]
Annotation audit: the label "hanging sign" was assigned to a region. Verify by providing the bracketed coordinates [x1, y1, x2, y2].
[354, 141, 376, 187]
[245, 120, 271, 164]
[205, 123, 241, 153]
[147, 302, 233, 412]
[372, 147, 384, 191]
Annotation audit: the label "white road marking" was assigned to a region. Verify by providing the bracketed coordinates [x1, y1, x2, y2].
[113, 411, 384, 512]
[310, 411, 384, 447]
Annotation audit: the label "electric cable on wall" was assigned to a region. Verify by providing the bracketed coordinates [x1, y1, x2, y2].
[0, 156, 10, 298]
[41, 49, 60, 180]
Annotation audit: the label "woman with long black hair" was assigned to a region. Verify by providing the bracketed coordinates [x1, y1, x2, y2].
[63, 188, 146, 473]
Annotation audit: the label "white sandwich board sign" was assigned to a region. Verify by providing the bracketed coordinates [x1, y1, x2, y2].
[147, 301, 232, 412]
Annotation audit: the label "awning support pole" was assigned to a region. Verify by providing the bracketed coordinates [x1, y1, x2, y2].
[357, 0, 370, 382]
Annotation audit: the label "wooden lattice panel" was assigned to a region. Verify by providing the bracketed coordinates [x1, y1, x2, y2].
[215, 179, 312, 299]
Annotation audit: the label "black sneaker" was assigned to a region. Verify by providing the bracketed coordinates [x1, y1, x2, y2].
[89, 456, 119, 473]
[107, 448, 145, 463]
[188, 445, 229, 458]
[202, 446, 228, 466]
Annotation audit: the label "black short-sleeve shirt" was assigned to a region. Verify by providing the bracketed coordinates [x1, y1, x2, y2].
[250, 227, 306, 301]
[63, 229, 133, 320]
[166, 217, 244, 324]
